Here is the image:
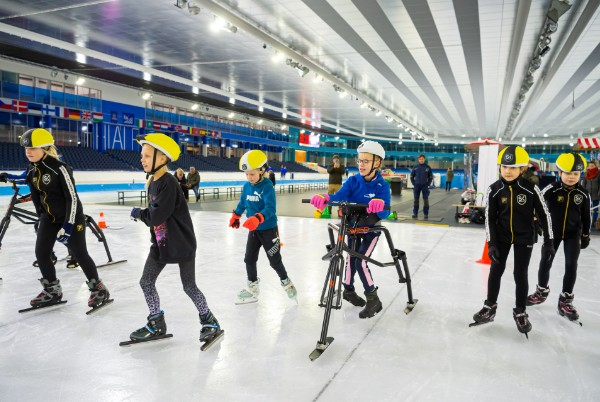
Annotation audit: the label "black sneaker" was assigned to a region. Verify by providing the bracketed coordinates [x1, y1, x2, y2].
[411, 215, 417, 219]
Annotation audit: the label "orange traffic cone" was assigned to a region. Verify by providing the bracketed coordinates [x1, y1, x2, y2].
[98, 212, 107, 229]
[476, 241, 491, 265]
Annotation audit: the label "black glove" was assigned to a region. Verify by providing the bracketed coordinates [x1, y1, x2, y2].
[534, 220, 543, 237]
[0, 172, 7, 183]
[487, 243, 500, 264]
[542, 241, 555, 264]
[581, 235, 590, 250]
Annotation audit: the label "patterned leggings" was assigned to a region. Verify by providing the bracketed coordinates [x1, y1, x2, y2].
[139, 253, 209, 316]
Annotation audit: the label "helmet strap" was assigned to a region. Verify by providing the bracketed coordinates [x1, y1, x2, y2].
[149, 148, 168, 175]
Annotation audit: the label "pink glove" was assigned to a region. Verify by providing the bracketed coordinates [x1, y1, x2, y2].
[310, 194, 330, 210]
[366, 198, 385, 214]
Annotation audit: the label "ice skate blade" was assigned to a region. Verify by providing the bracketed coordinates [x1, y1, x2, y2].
[235, 298, 258, 305]
[19, 300, 67, 313]
[309, 337, 334, 361]
[404, 299, 419, 314]
[86, 298, 114, 315]
[558, 311, 582, 326]
[97, 259, 127, 269]
[119, 333, 173, 347]
[200, 330, 224, 351]
[468, 319, 493, 327]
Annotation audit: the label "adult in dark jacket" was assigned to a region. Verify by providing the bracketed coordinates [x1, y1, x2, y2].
[326, 154, 345, 215]
[129, 133, 223, 346]
[175, 168, 188, 201]
[187, 166, 201, 202]
[410, 154, 433, 218]
[445, 168, 454, 192]
[20, 128, 110, 311]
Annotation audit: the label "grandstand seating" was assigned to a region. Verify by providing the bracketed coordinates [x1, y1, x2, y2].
[60, 147, 133, 170]
[0, 142, 29, 170]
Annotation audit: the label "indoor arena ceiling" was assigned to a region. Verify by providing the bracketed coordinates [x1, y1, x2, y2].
[0, 0, 599, 145]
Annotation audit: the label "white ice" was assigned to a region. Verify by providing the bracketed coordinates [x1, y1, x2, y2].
[0, 192, 599, 402]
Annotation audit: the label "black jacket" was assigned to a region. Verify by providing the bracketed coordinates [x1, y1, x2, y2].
[26, 155, 84, 225]
[542, 182, 591, 239]
[485, 176, 553, 246]
[138, 173, 196, 263]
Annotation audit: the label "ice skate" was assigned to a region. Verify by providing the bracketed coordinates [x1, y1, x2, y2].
[469, 301, 497, 327]
[359, 288, 382, 319]
[342, 288, 366, 307]
[281, 278, 298, 302]
[120, 311, 173, 346]
[199, 311, 225, 351]
[33, 252, 58, 267]
[19, 278, 66, 313]
[526, 285, 549, 306]
[86, 278, 113, 315]
[558, 292, 582, 326]
[513, 307, 532, 338]
[235, 279, 259, 305]
[66, 255, 79, 269]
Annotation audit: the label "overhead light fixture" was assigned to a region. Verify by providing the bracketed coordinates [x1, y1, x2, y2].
[257, 119, 263, 124]
[139, 91, 152, 100]
[191, 103, 199, 110]
[50, 69, 58, 78]
[75, 77, 85, 86]
[211, 16, 237, 33]
[187, 1, 201, 15]
[228, 112, 235, 118]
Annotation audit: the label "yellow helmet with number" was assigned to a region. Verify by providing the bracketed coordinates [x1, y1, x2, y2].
[497, 145, 529, 167]
[239, 150, 268, 171]
[136, 133, 181, 162]
[20, 128, 54, 148]
[555, 152, 587, 172]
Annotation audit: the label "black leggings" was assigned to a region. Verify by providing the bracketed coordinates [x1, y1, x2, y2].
[244, 227, 287, 282]
[537, 236, 580, 294]
[487, 243, 533, 308]
[139, 252, 209, 316]
[36, 217, 99, 282]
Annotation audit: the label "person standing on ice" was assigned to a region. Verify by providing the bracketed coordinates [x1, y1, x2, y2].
[309, 141, 391, 319]
[471, 145, 554, 337]
[526, 152, 591, 324]
[19, 128, 110, 312]
[229, 150, 297, 304]
[128, 133, 223, 347]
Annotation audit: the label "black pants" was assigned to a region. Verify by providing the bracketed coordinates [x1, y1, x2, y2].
[36, 216, 99, 282]
[244, 227, 287, 282]
[538, 236, 580, 294]
[487, 243, 533, 308]
[139, 252, 209, 316]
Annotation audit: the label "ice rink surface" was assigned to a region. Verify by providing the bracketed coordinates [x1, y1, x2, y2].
[0, 192, 599, 402]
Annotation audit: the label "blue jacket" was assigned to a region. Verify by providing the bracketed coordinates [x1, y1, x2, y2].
[329, 172, 391, 224]
[410, 163, 433, 186]
[234, 177, 278, 230]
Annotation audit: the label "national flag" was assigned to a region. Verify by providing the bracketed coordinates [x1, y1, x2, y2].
[123, 112, 134, 125]
[136, 118, 145, 128]
[0, 98, 13, 110]
[41, 105, 59, 116]
[69, 109, 81, 120]
[153, 122, 161, 130]
[160, 122, 170, 130]
[92, 112, 103, 122]
[81, 111, 92, 121]
[12, 100, 27, 113]
[28, 103, 43, 115]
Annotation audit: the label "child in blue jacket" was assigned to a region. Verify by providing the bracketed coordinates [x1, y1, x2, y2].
[310, 141, 391, 318]
[229, 150, 297, 304]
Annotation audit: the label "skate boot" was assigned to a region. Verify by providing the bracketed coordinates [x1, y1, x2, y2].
[526, 285, 549, 306]
[281, 278, 297, 300]
[30, 278, 63, 307]
[513, 307, 532, 338]
[235, 279, 260, 304]
[359, 287, 383, 319]
[33, 251, 58, 267]
[87, 278, 111, 310]
[66, 255, 79, 269]
[471, 301, 497, 326]
[130, 311, 167, 341]
[558, 292, 579, 321]
[199, 311, 224, 351]
[343, 287, 366, 307]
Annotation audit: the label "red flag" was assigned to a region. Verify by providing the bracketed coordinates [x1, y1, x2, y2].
[12, 100, 27, 113]
[81, 111, 92, 121]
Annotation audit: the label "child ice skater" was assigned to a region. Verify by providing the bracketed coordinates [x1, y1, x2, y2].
[527, 153, 591, 323]
[310, 141, 391, 318]
[472, 145, 554, 336]
[19, 128, 110, 311]
[229, 150, 297, 304]
[129, 133, 223, 346]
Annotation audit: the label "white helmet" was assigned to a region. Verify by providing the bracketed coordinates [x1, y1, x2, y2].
[239, 149, 268, 171]
[357, 140, 385, 160]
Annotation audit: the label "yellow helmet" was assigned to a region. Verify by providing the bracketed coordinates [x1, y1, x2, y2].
[239, 150, 268, 171]
[136, 133, 181, 162]
[555, 152, 587, 172]
[20, 128, 54, 148]
[497, 145, 529, 167]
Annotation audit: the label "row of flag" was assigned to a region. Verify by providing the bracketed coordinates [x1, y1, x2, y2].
[135, 118, 218, 137]
[0, 98, 103, 122]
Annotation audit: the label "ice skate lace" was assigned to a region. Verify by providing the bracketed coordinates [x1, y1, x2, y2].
[561, 300, 576, 313]
[478, 305, 495, 317]
[514, 311, 529, 325]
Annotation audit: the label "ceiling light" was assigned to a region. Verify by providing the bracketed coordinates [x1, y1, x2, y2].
[543, 133, 548, 137]
[375, 110, 382, 116]
[191, 104, 199, 111]
[257, 119, 263, 124]
[140, 91, 152, 100]
[228, 112, 235, 118]
[75, 77, 85, 85]
[296, 66, 309, 77]
[281, 125, 287, 130]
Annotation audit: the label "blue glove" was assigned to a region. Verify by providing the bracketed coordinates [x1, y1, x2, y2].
[130, 207, 141, 221]
[56, 223, 73, 245]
